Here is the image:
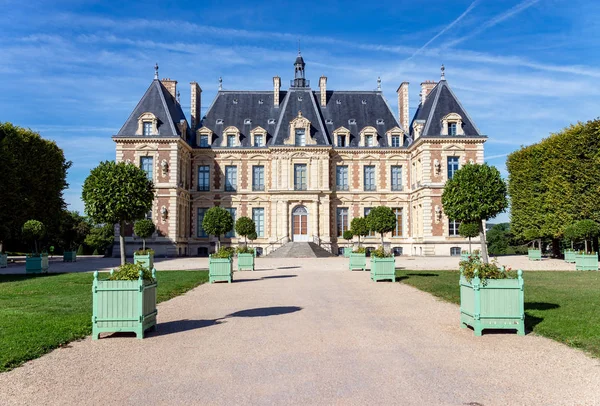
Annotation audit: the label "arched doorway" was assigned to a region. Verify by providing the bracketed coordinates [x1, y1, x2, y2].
[292, 205, 309, 242]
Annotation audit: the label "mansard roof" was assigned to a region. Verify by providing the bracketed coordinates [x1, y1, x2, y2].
[116, 79, 189, 138]
[412, 80, 482, 137]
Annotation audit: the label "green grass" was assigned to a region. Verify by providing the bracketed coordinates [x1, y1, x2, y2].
[0, 270, 208, 372]
[396, 270, 600, 357]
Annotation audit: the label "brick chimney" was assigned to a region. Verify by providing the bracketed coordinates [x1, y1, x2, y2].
[190, 82, 202, 132]
[273, 76, 281, 107]
[397, 82, 409, 131]
[420, 80, 436, 105]
[319, 75, 327, 107]
[161, 78, 177, 101]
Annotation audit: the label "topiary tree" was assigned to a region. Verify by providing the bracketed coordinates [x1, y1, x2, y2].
[458, 222, 480, 254]
[202, 207, 234, 251]
[82, 161, 154, 265]
[0, 224, 10, 253]
[442, 163, 508, 263]
[134, 219, 156, 251]
[235, 216, 256, 247]
[563, 223, 578, 249]
[350, 217, 369, 248]
[342, 230, 354, 247]
[572, 219, 600, 253]
[366, 206, 396, 248]
[85, 224, 115, 257]
[22, 220, 45, 254]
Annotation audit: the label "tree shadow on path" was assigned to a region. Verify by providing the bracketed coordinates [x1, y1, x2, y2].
[235, 275, 298, 283]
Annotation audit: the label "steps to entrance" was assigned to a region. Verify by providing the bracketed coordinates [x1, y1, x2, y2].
[265, 242, 334, 258]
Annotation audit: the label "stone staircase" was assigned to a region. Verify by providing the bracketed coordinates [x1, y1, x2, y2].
[265, 242, 334, 258]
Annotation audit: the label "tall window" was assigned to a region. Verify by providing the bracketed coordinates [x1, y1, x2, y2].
[197, 165, 210, 191]
[252, 208, 265, 237]
[225, 166, 237, 191]
[364, 207, 374, 236]
[140, 156, 153, 181]
[294, 164, 307, 190]
[227, 134, 236, 147]
[364, 165, 376, 191]
[392, 208, 403, 237]
[449, 219, 461, 236]
[143, 122, 152, 136]
[252, 165, 265, 191]
[337, 135, 346, 147]
[448, 122, 457, 136]
[447, 156, 459, 180]
[225, 208, 236, 238]
[254, 134, 264, 147]
[196, 208, 208, 237]
[199, 135, 209, 147]
[391, 165, 402, 191]
[365, 135, 374, 147]
[295, 129, 306, 146]
[336, 207, 349, 237]
[391, 135, 401, 147]
[336, 165, 349, 191]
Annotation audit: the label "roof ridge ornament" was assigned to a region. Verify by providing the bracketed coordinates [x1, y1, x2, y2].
[219, 76, 222, 90]
[377, 76, 381, 91]
[441, 64, 446, 81]
[154, 63, 159, 80]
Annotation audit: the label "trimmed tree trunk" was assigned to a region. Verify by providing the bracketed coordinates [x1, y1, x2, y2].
[119, 220, 126, 265]
[479, 220, 489, 264]
[142, 238, 146, 251]
[34, 239, 38, 255]
[468, 237, 472, 254]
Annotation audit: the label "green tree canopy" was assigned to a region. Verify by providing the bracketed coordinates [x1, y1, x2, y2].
[85, 224, 115, 257]
[22, 220, 45, 254]
[350, 217, 369, 247]
[366, 206, 396, 247]
[342, 230, 354, 241]
[458, 222, 480, 254]
[82, 161, 154, 265]
[59, 211, 90, 250]
[202, 207, 234, 250]
[442, 163, 508, 263]
[134, 219, 156, 251]
[235, 216, 256, 247]
[572, 220, 600, 253]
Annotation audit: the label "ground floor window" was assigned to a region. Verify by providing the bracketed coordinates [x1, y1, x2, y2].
[255, 247, 263, 257]
[197, 208, 208, 237]
[336, 207, 349, 237]
[252, 208, 265, 237]
[225, 208, 236, 238]
[392, 247, 403, 256]
[197, 247, 209, 257]
[450, 247, 461, 256]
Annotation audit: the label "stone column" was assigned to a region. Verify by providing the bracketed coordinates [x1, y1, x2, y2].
[282, 200, 290, 243]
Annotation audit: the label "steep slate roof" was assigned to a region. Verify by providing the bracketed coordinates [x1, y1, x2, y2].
[272, 88, 329, 145]
[116, 79, 189, 138]
[411, 80, 482, 137]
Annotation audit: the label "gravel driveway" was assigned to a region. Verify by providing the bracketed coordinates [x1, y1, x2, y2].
[1, 260, 599, 405]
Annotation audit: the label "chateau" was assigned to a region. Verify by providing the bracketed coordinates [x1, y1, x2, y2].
[112, 53, 486, 257]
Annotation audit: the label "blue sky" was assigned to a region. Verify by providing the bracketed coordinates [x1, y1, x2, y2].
[1, 0, 599, 224]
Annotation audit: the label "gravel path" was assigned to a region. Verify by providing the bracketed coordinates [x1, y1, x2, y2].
[1, 260, 599, 405]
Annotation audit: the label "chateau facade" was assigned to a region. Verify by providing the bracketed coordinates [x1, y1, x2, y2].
[113, 54, 486, 257]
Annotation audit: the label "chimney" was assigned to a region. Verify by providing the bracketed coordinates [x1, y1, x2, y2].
[319, 75, 327, 107]
[161, 78, 177, 101]
[190, 81, 202, 132]
[420, 80, 436, 105]
[273, 76, 281, 107]
[397, 82, 409, 131]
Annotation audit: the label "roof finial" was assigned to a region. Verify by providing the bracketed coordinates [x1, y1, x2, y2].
[441, 64, 446, 80]
[298, 39, 301, 55]
[377, 76, 381, 91]
[154, 63, 159, 80]
[218, 76, 222, 90]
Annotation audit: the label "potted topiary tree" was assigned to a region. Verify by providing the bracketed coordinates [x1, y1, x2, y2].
[460, 256, 525, 336]
[203, 207, 235, 282]
[0, 225, 10, 268]
[366, 206, 397, 282]
[459, 222, 480, 261]
[235, 216, 256, 271]
[92, 262, 157, 339]
[349, 217, 369, 271]
[342, 230, 354, 257]
[572, 220, 599, 271]
[133, 219, 156, 269]
[562, 223, 577, 263]
[22, 220, 49, 273]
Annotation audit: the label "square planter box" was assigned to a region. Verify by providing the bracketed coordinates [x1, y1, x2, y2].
[564, 249, 576, 263]
[348, 252, 366, 271]
[528, 249, 542, 261]
[460, 270, 525, 336]
[0, 254, 7, 268]
[460, 253, 480, 262]
[92, 269, 157, 339]
[63, 251, 77, 262]
[134, 252, 154, 270]
[575, 253, 598, 271]
[343, 247, 353, 258]
[209, 256, 233, 283]
[370, 256, 396, 282]
[237, 253, 255, 271]
[25, 254, 49, 273]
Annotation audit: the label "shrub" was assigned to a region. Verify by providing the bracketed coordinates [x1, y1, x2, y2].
[108, 262, 154, 281]
[342, 230, 354, 241]
[353, 247, 366, 254]
[135, 248, 155, 255]
[236, 246, 255, 255]
[371, 246, 392, 258]
[212, 247, 234, 258]
[459, 256, 517, 285]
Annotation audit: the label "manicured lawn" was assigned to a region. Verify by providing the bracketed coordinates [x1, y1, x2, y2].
[0, 270, 208, 372]
[396, 270, 600, 357]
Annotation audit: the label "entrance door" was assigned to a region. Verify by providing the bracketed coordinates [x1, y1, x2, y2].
[292, 205, 309, 242]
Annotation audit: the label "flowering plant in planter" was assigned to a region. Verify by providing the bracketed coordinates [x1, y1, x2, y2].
[460, 256, 516, 285]
[370, 246, 393, 258]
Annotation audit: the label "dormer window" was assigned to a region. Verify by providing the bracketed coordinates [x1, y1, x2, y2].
[143, 122, 152, 136]
[359, 126, 378, 147]
[449, 122, 457, 136]
[295, 129, 306, 146]
[221, 126, 240, 147]
[216, 119, 224, 125]
[361, 100, 367, 105]
[391, 135, 401, 147]
[376, 119, 384, 125]
[199, 135, 209, 147]
[441, 113, 464, 136]
[268, 119, 276, 124]
[227, 134, 236, 147]
[232, 99, 238, 104]
[365, 135, 374, 147]
[136, 112, 158, 136]
[244, 119, 252, 125]
[254, 134, 264, 147]
[337, 135, 346, 147]
[348, 119, 356, 125]
[336, 100, 341, 105]
[325, 119, 333, 124]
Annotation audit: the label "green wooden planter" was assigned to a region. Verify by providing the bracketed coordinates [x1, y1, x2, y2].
[209, 256, 233, 283]
[343, 247, 352, 258]
[460, 270, 525, 336]
[528, 249, 542, 261]
[237, 253, 255, 271]
[134, 252, 154, 270]
[63, 251, 77, 262]
[92, 269, 157, 340]
[460, 253, 480, 262]
[564, 249, 576, 263]
[575, 253, 599, 271]
[348, 252, 366, 271]
[0, 254, 7, 268]
[25, 254, 49, 273]
[370, 256, 396, 282]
